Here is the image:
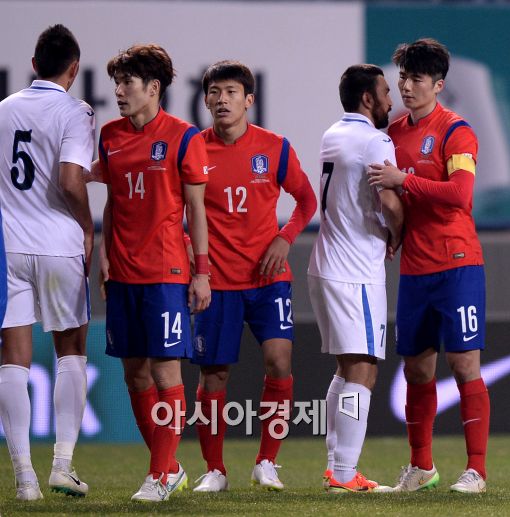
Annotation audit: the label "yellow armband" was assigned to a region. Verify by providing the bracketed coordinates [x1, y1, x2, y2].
[447, 154, 476, 176]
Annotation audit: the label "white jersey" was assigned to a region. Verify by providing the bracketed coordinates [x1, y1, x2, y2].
[308, 113, 396, 285]
[0, 80, 95, 256]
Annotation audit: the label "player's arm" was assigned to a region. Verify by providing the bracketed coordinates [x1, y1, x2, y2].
[59, 162, 94, 275]
[379, 188, 404, 260]
[260, 146, 317, 277]
[184, 182, 211, 312]
[99, 186, 113, 300]
[83, 159, 104, 184]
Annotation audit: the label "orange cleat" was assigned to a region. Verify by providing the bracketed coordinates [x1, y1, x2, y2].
[328, 472, 378, 493]
[322, 469, 333, 489]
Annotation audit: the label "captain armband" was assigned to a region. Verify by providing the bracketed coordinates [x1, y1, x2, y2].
[447, 154, 476, 176]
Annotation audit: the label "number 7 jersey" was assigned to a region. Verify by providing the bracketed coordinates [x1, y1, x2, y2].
[99, 109, 208, 284]
[0, 80, 95, 256]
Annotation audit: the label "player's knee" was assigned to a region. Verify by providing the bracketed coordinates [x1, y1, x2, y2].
[124, 370, 153, 392]
[200, 367, 229, 391]
[403, 363, 434, 384]
[264, 355, 291, 378]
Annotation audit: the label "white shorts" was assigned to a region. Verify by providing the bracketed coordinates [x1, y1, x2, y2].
[3, 253, 90, 332]
[308, 275, 387, 359]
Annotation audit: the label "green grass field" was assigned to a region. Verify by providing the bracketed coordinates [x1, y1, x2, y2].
[1, 435, 509, 516]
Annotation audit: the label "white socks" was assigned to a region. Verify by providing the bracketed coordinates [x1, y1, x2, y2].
[0, 364, 38, 484]
[52, 355, 87, 472]
[333, 382, 371, 483]
[325, 374, 345, 471]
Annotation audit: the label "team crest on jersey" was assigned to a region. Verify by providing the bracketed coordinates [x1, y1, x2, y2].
[251, 154, 269, 175]
[420, 136, 435, 155]
[151, 141, 168, 161]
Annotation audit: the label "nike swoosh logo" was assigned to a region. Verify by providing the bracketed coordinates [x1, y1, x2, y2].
[463, 418, 481, 426]
[164, 340, 181, 348]
[69, 475, 81, 485]
[463, 334, 478, 342]
[390, 354, 510, 421]
[208, 166, 217, 171]
[86, 110, 94, 117]
[383, 138, 391, 142]
[107, 149, 122, 156]
[280, 324, 292, 330]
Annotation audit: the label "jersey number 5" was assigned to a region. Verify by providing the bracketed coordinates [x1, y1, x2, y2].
[11, 129, 35, 190]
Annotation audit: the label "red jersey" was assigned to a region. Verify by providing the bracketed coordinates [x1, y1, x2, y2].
[99, 109, 208, 284]
[389, 103, 483, 275]
[203, 124, 314, 290]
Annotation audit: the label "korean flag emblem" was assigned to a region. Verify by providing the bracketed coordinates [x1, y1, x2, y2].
[151, 141, 168, 161]
[420, 136, 435, 155]
[251, 154, 269, 175]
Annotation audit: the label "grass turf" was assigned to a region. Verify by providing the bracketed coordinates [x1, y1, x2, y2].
[1, 435, 509, 516]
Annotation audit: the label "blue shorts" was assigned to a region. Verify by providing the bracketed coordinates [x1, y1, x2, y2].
[105, 281, 192, 359]
[396, 266, 485, 356]
[192, 282, 294, 366]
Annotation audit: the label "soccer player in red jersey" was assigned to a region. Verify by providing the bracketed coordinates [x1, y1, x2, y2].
[97, 44, 211, 502]
[369, 39, 489, 494]
[191, 61, 317, 492]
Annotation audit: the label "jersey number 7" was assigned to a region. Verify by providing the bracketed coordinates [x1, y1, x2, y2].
[321, 161, 334, 216]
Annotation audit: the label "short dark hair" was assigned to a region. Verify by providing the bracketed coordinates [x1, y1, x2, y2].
[34, 24, 80, 79]
[392, 38, 449, 81]
[202, 60, 255, 96]
[107, 44, 175, 100]
[339, 64, 384, 112]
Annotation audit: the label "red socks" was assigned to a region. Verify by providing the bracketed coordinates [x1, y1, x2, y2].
[406, 378, 437, 471]
[256, 375, 293, 465]
[129, 384, 158, 449]
[196, 386, 227, 475]
[149, 384, 186, 482]
[458, 378, 490, 479]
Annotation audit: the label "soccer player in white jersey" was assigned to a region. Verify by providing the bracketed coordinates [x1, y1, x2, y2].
[0, 25, 94, 500]
[308, 64, 403, 493]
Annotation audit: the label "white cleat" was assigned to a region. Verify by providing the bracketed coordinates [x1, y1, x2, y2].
[193, 469, 228, 492]
[16, 480, 43, 500]
[450, 469, 486, 493]
[49, 468, 88, 497]
[251, 459, 284, 491]
[374, 464, 440, 493]
[131, 474, 168, 502]
[165, 464, 188, 495]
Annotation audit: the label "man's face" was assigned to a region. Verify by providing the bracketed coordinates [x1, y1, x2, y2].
[371, 75, 392, 129]
[397, 69, 444, 114]
[113, 73, 156, 118]
[205, 79, 254, 128]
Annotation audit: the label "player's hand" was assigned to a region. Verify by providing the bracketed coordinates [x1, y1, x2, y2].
[260, 236, 290, 277]
[188, 274, 211, 313]
[98, 246, 110, 301]
[84, 230, 94, 277]
[386, 233, 402, 261]
[368, 159, 407, 188]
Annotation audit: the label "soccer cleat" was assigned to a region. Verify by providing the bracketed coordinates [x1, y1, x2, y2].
[251, 459, 284, 491]
[322, 469, 333, 489]
[16, 480, 44, 500]
[328, 472, 378, 493]
[165, 464, 188, 495]
[450, 469, 486, 493]
[49, 468, 88, 497]
[193, 469, 229, 492]
[374, 464, 439, 492]
[131, 474, 169, 502]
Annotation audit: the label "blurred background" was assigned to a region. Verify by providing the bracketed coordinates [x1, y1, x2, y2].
[0, 0, 509, 442]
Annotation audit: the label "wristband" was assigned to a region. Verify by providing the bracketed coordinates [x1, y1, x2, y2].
[195, 254, 209, 275]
